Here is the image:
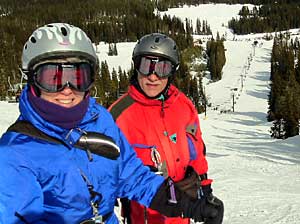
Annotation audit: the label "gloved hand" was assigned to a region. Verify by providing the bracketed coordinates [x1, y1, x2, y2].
[175, 166, 212, 200]
[150, 178, 224, 224]
[203, 194, 224, 224]
[174, 167, 201, 200]
[182, 192, 223, 223]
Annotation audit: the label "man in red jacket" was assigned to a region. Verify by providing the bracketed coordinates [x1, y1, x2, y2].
[109, 33, 224, 224]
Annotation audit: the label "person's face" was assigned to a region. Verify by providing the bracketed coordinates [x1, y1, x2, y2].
[33, 58, 92, 107]
[40, 87, 85, 108]
[137, 72, 168, 98]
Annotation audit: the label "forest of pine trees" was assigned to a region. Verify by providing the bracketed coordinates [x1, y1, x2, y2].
[2, 0, 300, 137]
[0, 0, 215, 112]
[157, 0, 299, 10]
[228, 3, 300, 35]
[268, 34, 300, 139]
[0, 1, 187, 97]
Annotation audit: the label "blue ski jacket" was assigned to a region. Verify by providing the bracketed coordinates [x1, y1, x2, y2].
[0, 87, 164, 224]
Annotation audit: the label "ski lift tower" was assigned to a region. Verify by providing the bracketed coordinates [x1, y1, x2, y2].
[231, 88, 238, 112]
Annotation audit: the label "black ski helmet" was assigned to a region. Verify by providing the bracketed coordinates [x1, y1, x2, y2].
[132, 33, 180, 71]
[131, 33, 180, 99]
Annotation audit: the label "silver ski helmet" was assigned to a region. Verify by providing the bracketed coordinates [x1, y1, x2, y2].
[22, 23, 98, 73]
[132, 33, 180, 72]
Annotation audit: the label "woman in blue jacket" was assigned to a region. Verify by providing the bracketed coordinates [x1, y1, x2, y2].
[0, 23, 222, 224]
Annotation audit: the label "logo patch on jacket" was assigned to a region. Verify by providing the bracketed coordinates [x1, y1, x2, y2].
[169, 133, 177, 143]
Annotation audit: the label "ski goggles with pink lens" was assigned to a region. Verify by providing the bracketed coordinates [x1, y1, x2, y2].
[33, 63, 94, 92]
[136, 56, 175, 78]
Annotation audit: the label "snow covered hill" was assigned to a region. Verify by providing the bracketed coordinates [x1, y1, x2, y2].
[200, 37, 300, 224]
[0, 3, 299, 224]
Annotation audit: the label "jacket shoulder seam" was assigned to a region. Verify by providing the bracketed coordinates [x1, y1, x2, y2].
[109, 95, 135, 121]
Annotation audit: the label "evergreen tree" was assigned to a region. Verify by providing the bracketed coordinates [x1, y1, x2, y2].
[113, 43, 118, 56]
[99, 61, 112, 107]
[206, 39, 226, 81]
[195, 18, 202, 35]
[190, 77, 201, 111]
[269, 37, 300, 138]
[108, 43, 114, 56]
[110, 68, 119, 104]
[295, 50, 300, 83]
[118, 66, 129, 96]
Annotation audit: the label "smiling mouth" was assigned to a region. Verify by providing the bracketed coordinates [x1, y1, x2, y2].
[146, 83, 159, 87]
[57, 99, 74, 104]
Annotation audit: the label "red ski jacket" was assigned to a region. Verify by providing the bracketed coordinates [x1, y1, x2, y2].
[109, 84, 212, 224]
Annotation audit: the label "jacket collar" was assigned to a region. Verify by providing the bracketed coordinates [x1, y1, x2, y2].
[128, 84, 180, 107]
[18, 85, 99, 145]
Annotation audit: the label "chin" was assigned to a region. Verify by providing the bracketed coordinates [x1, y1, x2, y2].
[145, 90, 160, 96]
[147, 93, 159, 98]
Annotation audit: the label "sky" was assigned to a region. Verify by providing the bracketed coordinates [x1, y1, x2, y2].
[1, 3, 300, 224]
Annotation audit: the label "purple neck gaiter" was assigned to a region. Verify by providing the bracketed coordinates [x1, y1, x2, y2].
[28, 90, 89, 129]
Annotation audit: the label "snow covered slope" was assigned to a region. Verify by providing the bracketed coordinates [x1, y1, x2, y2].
[0, 3, 299, 223]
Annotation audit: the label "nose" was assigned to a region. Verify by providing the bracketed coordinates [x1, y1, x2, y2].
[147, 73, 159, 81]
[60, 85, 73, 94]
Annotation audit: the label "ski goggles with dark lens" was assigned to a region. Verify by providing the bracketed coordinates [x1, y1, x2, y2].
[33, 63, 94, 92]
[137, 56, 175, 78]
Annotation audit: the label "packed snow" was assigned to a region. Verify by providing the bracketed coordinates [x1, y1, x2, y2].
[1, 3, 299, 224]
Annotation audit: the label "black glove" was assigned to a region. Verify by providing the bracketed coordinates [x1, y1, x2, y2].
[149, 178, 224, 223]
[149, 178, 185, 217]
[203, 194, 224, 224]
[175, 166, 212, 200]
[182, 192, 224, 223]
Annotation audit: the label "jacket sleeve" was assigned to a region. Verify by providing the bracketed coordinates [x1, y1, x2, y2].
[115, 129, 165, 207]
[0, 147, 45, 224]
[186, 106, 213, 186]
